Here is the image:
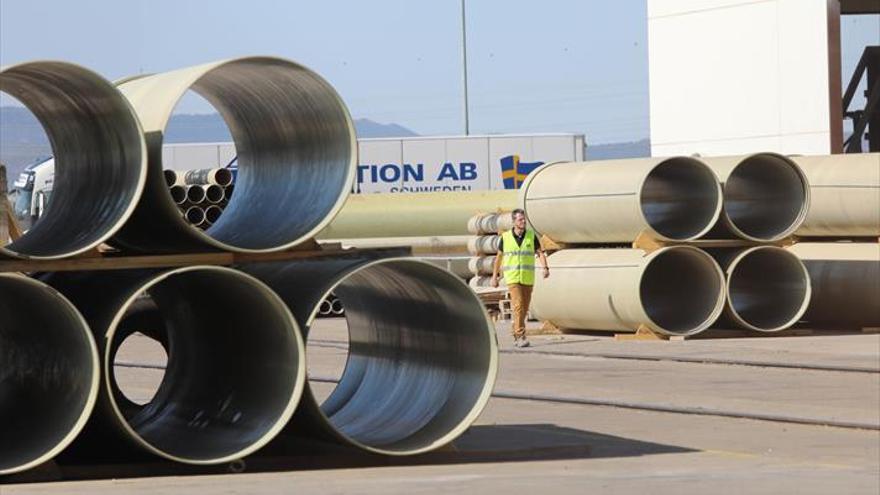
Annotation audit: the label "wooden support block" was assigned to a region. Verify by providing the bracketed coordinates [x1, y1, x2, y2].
[631, 231, 665, 253]
[540, 234, 569, 252]
[615, 324, 670, 341]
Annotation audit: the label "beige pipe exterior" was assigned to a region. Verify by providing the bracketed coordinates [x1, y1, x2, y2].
[710, 246, 811, 332]
[417, 256, 472, 279]
[468, 256, 496, 276]
[786, 243, 880, 327]
[114, 56, 357, 253]
[467, 235, 501, 255]
[531, 247, 726, 336]
[319, 190, 517, 239]
[789, 154, 880, 236]
[467, 213, 514, 235]
[322, 235, 470, 254]
[519, 158, 722, 243]
[700, 153, 810, 241]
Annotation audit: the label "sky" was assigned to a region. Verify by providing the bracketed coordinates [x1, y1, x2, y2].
[1, 1, 878, 144]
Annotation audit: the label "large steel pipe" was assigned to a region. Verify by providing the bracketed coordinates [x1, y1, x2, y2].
[112, 57, 356, 253]
[0, 61, 147, 259]
[702, 153, 810, 241]
[531, 247, 726, 336]
[710, 247, 811, 332]
[243, 257, 498, 455]
[520, 158, 722, 243]
[43, 267, 305, 464]
[0, 274, 99, 475]
[789, 154, 880, 236]
[319, 190, 517, 239]
[787, 243, 880, 327]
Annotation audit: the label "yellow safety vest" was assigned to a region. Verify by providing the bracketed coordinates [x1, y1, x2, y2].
[502, 229, 537, 286]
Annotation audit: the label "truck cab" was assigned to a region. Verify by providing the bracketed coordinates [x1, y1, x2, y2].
[8, 157, 54, 231]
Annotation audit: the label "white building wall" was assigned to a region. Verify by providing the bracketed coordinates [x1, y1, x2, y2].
[648, 0, 839, 157]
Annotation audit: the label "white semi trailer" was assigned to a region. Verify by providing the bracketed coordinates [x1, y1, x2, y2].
[8, 133, 585, 228]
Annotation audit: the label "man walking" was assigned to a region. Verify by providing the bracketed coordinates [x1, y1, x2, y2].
[491, 208, 549, 348]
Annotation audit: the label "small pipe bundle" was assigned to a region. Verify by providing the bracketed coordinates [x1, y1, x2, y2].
[316, 293, 344, 317]
[167, 170, 235, 229]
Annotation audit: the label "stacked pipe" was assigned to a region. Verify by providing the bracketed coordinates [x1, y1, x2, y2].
[465, 212, 513, 290]
[164, 167, 234, 229]
[1, 57, 498, 476]
[316, 292, 345, 318]
[522, 154, 819, 336]
[785, 153, 880, 329]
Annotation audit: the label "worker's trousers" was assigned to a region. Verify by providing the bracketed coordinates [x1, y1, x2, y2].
[508, 283, 533, 340]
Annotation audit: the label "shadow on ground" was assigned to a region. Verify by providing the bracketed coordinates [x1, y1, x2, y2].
[2, 424, 694, 484]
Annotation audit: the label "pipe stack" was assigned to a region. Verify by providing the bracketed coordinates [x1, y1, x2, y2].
[465, 212, 514, 290]
[1, 57, 498, 476]
[316, 292, 344, 318]
[523, 154, 819, 336]
[785, 153, 880, 329]
[165, 168, 235, 229]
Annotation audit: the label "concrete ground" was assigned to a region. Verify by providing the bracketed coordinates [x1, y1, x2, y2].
[3, 319, 879, 494]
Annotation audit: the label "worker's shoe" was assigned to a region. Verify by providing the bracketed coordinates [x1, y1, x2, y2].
[514, 338, 531, 348]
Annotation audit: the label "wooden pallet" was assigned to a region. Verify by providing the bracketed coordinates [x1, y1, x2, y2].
[541, 231, 878, 255]
[0, 243, 410, 273]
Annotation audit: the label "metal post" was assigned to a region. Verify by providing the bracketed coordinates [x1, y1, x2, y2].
[460, 0, 470, 135]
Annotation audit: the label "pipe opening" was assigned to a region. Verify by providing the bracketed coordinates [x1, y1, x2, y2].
[727, 248, 810, 331]
[305, 316, 350, 402]
[0, 62, 145, 258]
[111, 297, 169, 407]
[723, 154, 808, 240]
[204, 205, 223, 225]
[204, 184, 224, 204]
[640, 157, 721, 241]
[149, 58, 355, 251]
[0, 275, 97, 474]
[105, 268, 303, 463]
[640, 248, 724, 335]
[311, 260, 495, 454]
[169, 185, 187, 205]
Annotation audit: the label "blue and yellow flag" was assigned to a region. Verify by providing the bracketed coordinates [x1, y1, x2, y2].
[500, 155, 544, 189]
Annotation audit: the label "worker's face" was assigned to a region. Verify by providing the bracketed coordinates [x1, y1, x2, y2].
[513, 212, 526, 229]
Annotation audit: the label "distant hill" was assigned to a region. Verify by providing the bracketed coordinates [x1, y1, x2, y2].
[0, 106, 420, 179]
[586, 138, 651, 160]
[2, 105, 650, 182]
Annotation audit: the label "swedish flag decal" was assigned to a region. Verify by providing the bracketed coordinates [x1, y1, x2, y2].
[500, 155, 544, 189]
